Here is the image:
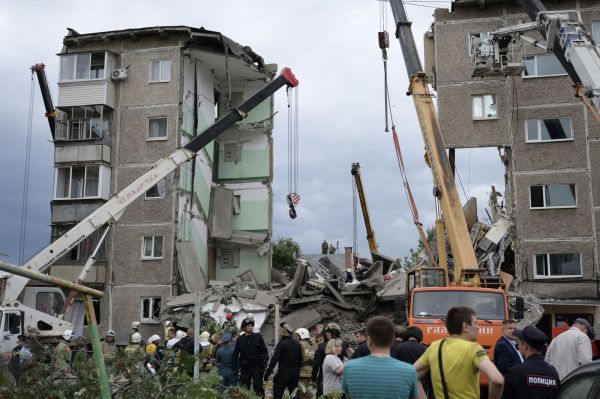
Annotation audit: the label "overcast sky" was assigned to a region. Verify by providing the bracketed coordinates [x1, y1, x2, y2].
[0, 0, 504, 265]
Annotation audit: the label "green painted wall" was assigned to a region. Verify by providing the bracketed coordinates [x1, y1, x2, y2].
[215, 248, 269, 282]
[218, 148, 269, 181]
[241, 98, 270, 124]
[232, 200, 268, 232]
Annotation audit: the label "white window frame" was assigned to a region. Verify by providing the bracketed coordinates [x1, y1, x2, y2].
[54, 165, 105, 200]
[149, 60, 171, 83]
[59, 52, 106, 82]
[522, 54, 567, 78]
[141, 236, 164, 260]
[525, 117, 574, 143]
[147, 117, 168, 141]
[472, 94, 498, 120]
[529, 184, 577, 209]
[533, 253, 582, 279]
[145, 179, 166, 200]
[140, 297, 161, 323]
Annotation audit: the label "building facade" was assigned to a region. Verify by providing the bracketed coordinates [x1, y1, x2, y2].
[430, 0, 600, 337]
[48, 27, 276, 342]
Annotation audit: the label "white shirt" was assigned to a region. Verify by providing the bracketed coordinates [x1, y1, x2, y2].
[167, 338, 180, 348]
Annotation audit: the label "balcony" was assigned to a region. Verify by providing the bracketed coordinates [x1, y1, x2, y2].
[55, 144, 110, 164]
[50, 263, 107, 285]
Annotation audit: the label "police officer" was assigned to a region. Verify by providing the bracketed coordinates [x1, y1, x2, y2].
[264, 323, 303, 399]
[232, 318, 269, 396]
[502, 325, 560, 399]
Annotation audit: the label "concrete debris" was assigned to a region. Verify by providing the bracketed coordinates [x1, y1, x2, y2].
[284, 308, 323, 331]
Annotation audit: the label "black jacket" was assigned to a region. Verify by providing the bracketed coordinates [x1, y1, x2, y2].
[391, 341, 427, 364]
[264, 336, 303, 379]
[501, 354, 560, 399]
[173, 336, 194, 355]
[351, 341, 370, 359]
[494, 336, 523, 375]
[232, 332, 269, 372]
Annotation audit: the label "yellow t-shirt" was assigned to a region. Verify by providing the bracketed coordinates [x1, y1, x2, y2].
[418, 337, 489, 399]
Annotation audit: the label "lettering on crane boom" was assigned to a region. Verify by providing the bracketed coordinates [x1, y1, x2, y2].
[117, 171, 161, 205]
[426, 326, 495, 335]
[40, 234, 86, 270]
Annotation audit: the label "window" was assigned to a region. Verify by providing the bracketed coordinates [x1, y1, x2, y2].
[36, 292, 64, 316]
[55, 106, 109, 141]
[412, 290, 506, 320]
[4, 312, 21, 334]
[145, 179, 166, 199]
[148, 117, 167, 140]
[233, 195, 241, 214]
[469, 32, 494, 56]
[60, 52, 106, 81]
[149, 60, 171, 82]
[472, 94, 497, 119]
[592, 21, 600, 44]
[526, 117, 573, 142]
[141, 297, 161, 322]
[52, 227, 107, 264]
[530, 184, 576, 208]
[534, 253, 581, 278]
[523, 54, 566, 77]
[142, 236, 163, 259]
[83, 298, 101, 325]
[55, 165, 102, 199]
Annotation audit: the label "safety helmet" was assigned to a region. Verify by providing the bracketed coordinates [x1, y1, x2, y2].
[241, 318, 255, 329]
[295, 328, 310, 340]
[146, 344, 157, 354]
[394, 325, 407, 338]
[226, 312, 234, 321]
[200, 331, 211, 346]
[131, 332, 142, 343]
[175, 330, 186, 339]
[106, 330, 116, 337]
[326, 323, 341, 338]
[148, 334, 160, 344]
[131, 321, 140, 330]
[63, 330, 73, 341]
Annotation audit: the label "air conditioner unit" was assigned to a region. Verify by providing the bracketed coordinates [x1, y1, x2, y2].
[111, 69, 128, 80]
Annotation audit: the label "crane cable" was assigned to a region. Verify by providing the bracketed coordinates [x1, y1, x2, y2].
[379, 5, 437, 267]
[18, 72, 36, 264]
[286, 86, 300, 219]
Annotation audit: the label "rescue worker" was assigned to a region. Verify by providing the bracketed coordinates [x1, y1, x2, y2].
[502, 326, 560, 399]
[146, 334, 161, 355]
[199, 331, 214, 372]
[321, 239, 329, 254]
[264, 323, 303, 399]
[173, 328, 194, 355]
[311, 324, 324, 347]
[200, 311, 218, 335]
[131, 320, 144, 345]
[216, 332, 236, 391]
[232, 317, 269, 396]
[221, 311, 238, 335]
[125, 332, 145, 355]
[55, 330, 73, 374]
[166, 327, 179, 348]
[295, 327, 316, 399]
[101, 330, 117, 359]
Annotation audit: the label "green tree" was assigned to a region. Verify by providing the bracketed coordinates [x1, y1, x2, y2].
[272, 237, 301, 276]
[402, 226, 435, 270]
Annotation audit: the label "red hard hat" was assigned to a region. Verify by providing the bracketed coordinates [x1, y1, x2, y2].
[226, 313, 234, 321]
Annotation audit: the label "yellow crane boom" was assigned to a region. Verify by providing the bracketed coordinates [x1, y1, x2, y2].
[351, 163, 379, 256]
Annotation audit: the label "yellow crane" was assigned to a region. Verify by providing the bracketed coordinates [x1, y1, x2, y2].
[351, 162, 379, 256]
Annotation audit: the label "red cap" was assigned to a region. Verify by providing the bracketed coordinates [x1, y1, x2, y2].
[282, 67, 298, 87]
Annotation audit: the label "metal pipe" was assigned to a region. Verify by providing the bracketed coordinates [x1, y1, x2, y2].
[0, 261, 104, 298]
[83, 295, 111, 399]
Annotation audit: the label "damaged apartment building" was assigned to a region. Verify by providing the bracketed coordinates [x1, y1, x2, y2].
[428, 0, 600, 337]
[47, 26, 277, 342]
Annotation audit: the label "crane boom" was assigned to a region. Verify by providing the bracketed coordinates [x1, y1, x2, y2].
[351, 163, 379, 255]
[1, 68, 298, 305]
[31, 63, 57, 140]
[389, 0, 478, 280]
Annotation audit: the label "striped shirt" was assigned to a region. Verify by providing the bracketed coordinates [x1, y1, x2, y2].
[341, 355, 419, 399]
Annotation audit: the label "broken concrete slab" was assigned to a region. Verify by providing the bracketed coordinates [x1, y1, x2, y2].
[236, 288, 257, 299]
[284, 307, 323, 331]
[288, 296, 322, 306]
[238, 298, 268, 312]
[361, 260, 384, 289]
[323, 279, 353, 309]
[166, 292, 197, 308]
[288, 259, 308, 297]
[236, 269, 258, 285]
[254, 290, 278, 308]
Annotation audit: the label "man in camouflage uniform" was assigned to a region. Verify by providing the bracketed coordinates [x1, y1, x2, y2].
[221, 311, 238, 335]
[295, 328, 316, 399]
[200, 311, 218, 335]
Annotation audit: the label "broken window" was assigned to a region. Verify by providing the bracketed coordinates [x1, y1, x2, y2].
[149, 60, 171, 82]
[472, 94, 497, 119]
[468, 32, 494, 57]
[60, 52, 106, 81]
[142, 236, 164, 259]
[55, 105, 109, 141]
[526, 117, 573, 142]
[523, 54, 566, 77]
[145, 179, 166, 199]
[141, 297, 161, 322]
[51, 226, 107, 264]
[233, 195, 241, 215]
[535, 253, 581, 278]
[54, 165, 104, 199]
[148, 117, 167, 140]
[530, 184, 576, 208]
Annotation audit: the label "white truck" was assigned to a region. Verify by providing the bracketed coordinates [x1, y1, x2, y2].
[0, 67, 298, 356]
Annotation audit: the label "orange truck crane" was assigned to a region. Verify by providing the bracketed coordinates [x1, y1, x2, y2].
[386, 0, 524, 374]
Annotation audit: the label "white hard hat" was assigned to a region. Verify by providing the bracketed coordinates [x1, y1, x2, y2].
[131, 332, 142, 343]
[63, 329, 73, 341]
[165, 320, 171, 326]
[175, 330, 186, 339]
[131, 321, 140, 329]
[148, 334, 160, 344]
[106, 330, 116, 337]
[295, 328, 310, 340]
